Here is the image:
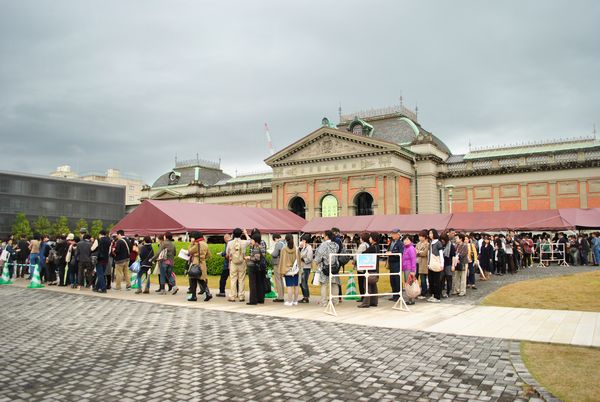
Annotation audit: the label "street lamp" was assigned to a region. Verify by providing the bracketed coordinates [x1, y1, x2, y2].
[445, 185, 455, 213]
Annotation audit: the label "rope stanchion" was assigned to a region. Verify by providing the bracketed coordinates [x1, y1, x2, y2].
[324, 252, 409, 316]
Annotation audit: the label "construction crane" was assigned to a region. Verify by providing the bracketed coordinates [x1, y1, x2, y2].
[264, 123, 275, 156]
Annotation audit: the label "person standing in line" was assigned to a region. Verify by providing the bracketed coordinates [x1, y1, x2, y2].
[279, 234, 299, 306]
[66, 235, 78, 288]
[505, 235, 515, 274]
[188, 231, 212, 301]
[416, 230, 430, 300]
[112, 230, 132, 291]
[591, 232, 600, 266]
[94, 230, 111, 293]
[226, 228, 252, 302]
[14, 235, 30, 278]
[245, 232, 266, 305]
[355, 232, 370, 302]
[28, 234, 41, 280]
[270, 234, 286, 302]
[579, 234, 590, 266]
[153, 232, 178, 295]
[298, 233, 314, 304]
[494, 238, 507, 274]
[314, 230, 340, 307]
[441, 233, 455, 298]
[401, 235, 417, 305]
[75, 234, 93, 290]
[386, 228, 404, 302]
[427, 229, 444, 303]
[135, 236, 154, 294]
[39, 235, 50, 283]
[479, 236, 494, 278]
[466, 235, 478, 290]
[452, 234, 468, 296]
[217, 233, 232, 297]
[55, 235, 69, 286]
[358, 233, 381, 308]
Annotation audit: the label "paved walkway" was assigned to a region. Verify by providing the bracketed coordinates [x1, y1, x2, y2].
[6, 276, 600, 348]
[0, 286, 539, 401]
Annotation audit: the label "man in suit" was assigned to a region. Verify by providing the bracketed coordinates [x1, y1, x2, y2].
[386, 228, 404, 301]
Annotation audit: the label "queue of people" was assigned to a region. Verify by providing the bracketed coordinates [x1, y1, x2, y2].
[1, 228, 599, 308]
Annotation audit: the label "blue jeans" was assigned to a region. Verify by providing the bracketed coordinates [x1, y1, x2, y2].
[160, 263, 175, 288]
[593, 247, 600, 265]
[95, 262, 106, 291]
[300, 268, 311, 298]
[467, 262, 475, 285]
[29, 253, 39, 277]
[419, 273, 428, 296]
[137, 266, 151, 290]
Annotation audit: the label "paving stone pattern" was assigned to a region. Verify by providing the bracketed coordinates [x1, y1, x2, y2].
[0, 287, 538, 402]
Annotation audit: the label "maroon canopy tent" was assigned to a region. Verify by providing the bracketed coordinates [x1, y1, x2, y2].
[366, 213, 451, 233]
[301, 216, 375, 233]
[447, 209, 574, 232]
[112, 200, 307, 235]
[558, 208, 600, 229]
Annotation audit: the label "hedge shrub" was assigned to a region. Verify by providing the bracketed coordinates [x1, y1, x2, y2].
[152, 241, 272, 276]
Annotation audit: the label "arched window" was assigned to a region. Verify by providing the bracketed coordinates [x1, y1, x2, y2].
[354, 192, 374, 216]
[321, 195, 339, 217]
[288, 196, 306, 219]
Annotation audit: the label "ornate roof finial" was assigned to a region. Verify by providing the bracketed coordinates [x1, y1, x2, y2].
[594, 123, 597, 138]
[338, 101, 342, 123]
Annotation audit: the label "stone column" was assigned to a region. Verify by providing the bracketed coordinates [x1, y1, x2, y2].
[493, 186, 500, 211]
[520, 184, 528, 210]
[549, 181, 557, 209]
[377, 175, 385, 214]
[466, 186, 474, 212]
[307, 180, 315, 220]
[579, 179, 588, 208]
[341, 176, 349, 217]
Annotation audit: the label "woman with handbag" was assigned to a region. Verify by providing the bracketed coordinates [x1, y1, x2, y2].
[188, 231, 212, 302]
[427, 229, 444, 303]
[401, 235, 417, 305]
[298, 233, 314, 304]
[479, 236, 493, 279]
[278, 233, 299, 306]
[358, 233, 380, 308]
[152, 233, 178, 295]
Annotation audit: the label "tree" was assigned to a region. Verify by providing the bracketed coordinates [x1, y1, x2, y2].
[33, 216, 52, 236]
[52, 216, 71, 237]
[12, 212, 32, 238]
[106, 222, 115, 234]
[75, 218, 89, 234]
[90, 219, 103, 238]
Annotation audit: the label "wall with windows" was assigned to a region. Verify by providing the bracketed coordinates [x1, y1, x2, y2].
[0, 172, 125, 237]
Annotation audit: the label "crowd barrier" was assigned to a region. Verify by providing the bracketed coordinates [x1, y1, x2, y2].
[535, 243, 569, 267]
[324, 252, 409, 316]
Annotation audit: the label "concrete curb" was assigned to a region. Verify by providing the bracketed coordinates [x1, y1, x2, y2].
[508, 340, 561, 402]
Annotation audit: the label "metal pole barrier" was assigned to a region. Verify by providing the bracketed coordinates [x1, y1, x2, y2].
[323, 253, 410, 316]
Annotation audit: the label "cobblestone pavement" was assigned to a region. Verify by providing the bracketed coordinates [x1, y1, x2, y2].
[446, 264, 596, 305]
[0, 287, 539, 402]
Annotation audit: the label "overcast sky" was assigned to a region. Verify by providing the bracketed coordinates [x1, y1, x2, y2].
[1, 0, 598, 184]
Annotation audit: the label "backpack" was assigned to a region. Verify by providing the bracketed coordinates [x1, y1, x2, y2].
[231, 239, 245, 264]
[337, 248, 352, 267]
[48, 248, 60, 264]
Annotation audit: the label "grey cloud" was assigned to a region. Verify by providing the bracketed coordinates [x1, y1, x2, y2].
[0, 0, 598, 183]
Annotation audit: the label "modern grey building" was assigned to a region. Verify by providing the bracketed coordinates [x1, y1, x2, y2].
[0, 171, 126, 238]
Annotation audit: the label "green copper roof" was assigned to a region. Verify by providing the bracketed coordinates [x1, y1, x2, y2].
[463, 139, 600, 160]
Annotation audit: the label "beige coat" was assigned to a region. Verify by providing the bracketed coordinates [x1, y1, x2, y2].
[416, 240, 429, 274]
[188, 240, 211, 279]
[277, 245, 298, 275]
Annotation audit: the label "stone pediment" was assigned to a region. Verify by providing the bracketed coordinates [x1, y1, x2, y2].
[266, 127, 405, 166]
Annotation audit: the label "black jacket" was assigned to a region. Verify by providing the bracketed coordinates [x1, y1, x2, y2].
[139, 244, 155, 268]
[97, 236, 112, 262]
[75, 240, 92, 264]
[388, 239, 404, 268]
[113, 238, 130, 262]
[364, 243, 380, 272]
